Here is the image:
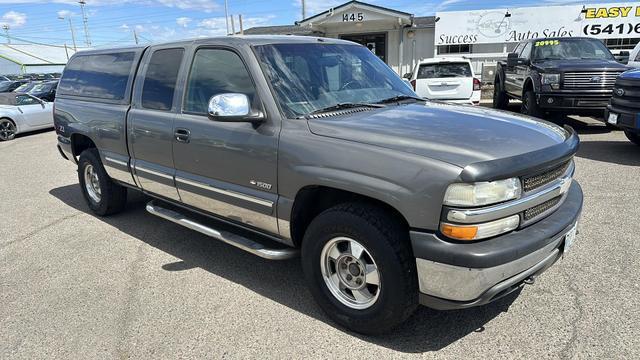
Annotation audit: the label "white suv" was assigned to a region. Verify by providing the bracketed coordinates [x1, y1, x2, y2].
[627, 42, 640, 68]
[407, 58, 481, 105]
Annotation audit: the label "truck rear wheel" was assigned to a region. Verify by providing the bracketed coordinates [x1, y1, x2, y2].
[625, 131, 640, 146]
[521, 90, 543, 119]
[493, 78, 509, 110]
[78, 149, 127, 216]
[301, 203, 418, 334]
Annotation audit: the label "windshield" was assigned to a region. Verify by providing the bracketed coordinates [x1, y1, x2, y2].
[29, 82, 56, 94]
[15, 82, 36, 93]
[418, 63, 472, 79]
[254, 43, 417, 118]
[533, 39, 614, 61]
[0, 81, 15, 92]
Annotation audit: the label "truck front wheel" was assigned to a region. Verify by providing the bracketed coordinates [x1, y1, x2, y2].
[493, 79, 509, 110]
[301, 203, 418, 334]
[521, 90, 543, 118]
[625, 131, 640, 146]
[78, 149, 127, 216]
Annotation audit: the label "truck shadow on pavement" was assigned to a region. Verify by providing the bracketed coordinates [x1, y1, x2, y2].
[50, 184, 520, 353]
[562, 118, 640, 166]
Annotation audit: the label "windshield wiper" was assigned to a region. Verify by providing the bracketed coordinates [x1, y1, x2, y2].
[375, 95, 424, 104]
[304, 102, 385, 117]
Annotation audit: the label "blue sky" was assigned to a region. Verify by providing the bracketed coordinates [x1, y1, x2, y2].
[0, 0, 616, 47]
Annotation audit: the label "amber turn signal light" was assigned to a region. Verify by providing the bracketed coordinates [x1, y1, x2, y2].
[441, 224, 479, 241]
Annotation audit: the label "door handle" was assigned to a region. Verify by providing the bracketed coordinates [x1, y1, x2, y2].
[175, 128, 191, 143]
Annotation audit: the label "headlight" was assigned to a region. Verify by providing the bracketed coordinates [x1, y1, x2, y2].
[541, 73, 561, 89]
[443, 178, 521, 207]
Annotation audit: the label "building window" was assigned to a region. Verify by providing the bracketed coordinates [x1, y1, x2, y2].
[437, 44, 472, 54]
[605, 38, 640, 50]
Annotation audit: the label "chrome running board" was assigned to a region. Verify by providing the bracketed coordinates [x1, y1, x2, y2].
[145, 201, 298, 260]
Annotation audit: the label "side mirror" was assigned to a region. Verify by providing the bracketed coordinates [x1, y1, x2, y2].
[207, 93, 265, 124]
[507, 52, 529, 67]
[402, 72, 413, 79]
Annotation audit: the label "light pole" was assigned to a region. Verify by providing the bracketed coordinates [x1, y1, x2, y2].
[2, 24, 10, 44]
[224, 0, 230, 35]
[58, 15, 77, 51]
[78, 0, 91, 47]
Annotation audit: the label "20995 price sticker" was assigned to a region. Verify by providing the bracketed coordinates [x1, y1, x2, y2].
[583, 23, 640, 36]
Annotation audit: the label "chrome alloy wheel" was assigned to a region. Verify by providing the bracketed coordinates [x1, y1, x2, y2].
[0, 119, 16, 141]
[84, 164, 102, 203]
[320, 237, 381, 310]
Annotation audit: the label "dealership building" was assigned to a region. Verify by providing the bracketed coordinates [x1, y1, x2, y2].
[245, 1, 640, 80]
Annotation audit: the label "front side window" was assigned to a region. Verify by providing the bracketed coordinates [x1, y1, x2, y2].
[184, 49, 256, 114]
[417, 63, 472, 79]
[58, 52, 135, 100]
[141, 48, 184, 111]
[254, 43, 415, 118]
[520, 43, 533, 60]
[16, 95, 39, 105]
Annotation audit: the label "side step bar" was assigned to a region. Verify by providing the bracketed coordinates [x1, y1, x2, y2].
[145, 201, 298, 260]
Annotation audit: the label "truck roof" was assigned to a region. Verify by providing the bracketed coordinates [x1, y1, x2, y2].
[77, 35, 359, 55]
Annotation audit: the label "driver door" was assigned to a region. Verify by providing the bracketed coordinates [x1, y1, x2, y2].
[172, 46, 280, 235]
[15, 94, 51, 127]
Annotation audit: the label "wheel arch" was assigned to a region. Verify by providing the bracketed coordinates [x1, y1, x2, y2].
[522, 77, 536, 97]
[288, 185, 410, 248]
[70, 133, 98, 160]
[0, 116, 18, 130]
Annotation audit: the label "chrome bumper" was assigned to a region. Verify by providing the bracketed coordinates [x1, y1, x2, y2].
[416, 220, 575, 308]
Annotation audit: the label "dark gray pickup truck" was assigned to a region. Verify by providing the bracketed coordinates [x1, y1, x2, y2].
[54, 36, 583, 334]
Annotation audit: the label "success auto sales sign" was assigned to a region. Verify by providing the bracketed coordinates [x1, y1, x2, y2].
[435, 2, 640, 45]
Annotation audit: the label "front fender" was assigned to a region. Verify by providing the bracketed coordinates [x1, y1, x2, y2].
[277, 120, 463, 232]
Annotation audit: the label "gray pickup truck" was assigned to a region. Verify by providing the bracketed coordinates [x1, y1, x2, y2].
[54, 36, 583, 334]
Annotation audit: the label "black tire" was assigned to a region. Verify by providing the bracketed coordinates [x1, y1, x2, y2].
[605, 122, 619, 131]
[521, 90, 543, 118]
[492, 78, 509, 110]
[78, 148, 127, 216]
[0, 118, 16, 141]
[625, 131, 640, 146]
[301, 202, 418, 335]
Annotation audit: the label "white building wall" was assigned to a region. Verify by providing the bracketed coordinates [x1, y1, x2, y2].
[402, 28, 435, 75]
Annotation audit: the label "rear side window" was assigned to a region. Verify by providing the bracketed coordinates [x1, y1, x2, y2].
[184, 49, 256, 114]
[141, 48, 184, 111]
[58, 52, 134, 100]
[417, 63, 472, 79]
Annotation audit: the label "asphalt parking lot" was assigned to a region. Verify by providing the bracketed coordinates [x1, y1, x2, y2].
[1, 118, 639, 359]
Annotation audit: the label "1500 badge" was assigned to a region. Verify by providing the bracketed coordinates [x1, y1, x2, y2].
[250, 180, 272, 190]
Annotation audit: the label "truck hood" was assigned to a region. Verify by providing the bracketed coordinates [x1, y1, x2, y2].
[620, 69, 640, 80]
[533, 58, 629, 72]
[307, 102, 569, 168]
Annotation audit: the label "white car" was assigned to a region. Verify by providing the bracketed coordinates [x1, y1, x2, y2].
[627, 43, 640, 68]
[407, 58, 481, 105]
[0, 92, 53, 141]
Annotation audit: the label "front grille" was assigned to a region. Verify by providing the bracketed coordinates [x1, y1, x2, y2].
[524, 196, 562, 221]
[522, 160, 571, 193]
[563, 71, 623, 90]
[611, 78, 640, 112]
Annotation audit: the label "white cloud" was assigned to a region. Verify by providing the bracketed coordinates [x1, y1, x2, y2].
[57, 10, 74, 18]
[1, 11, 27, 28]
[0, 0, 219, 12]
[192, 15, 275, 37]
[176, 16, 192, 27]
